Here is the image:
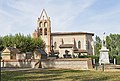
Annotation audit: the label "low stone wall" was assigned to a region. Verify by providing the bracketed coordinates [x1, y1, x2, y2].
[41, 58, 93, 70]
[1, 59, 39, 68]
[1, 58, 93, 70]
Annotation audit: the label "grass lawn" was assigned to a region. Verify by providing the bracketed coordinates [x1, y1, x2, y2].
[1, 69, 120, 81]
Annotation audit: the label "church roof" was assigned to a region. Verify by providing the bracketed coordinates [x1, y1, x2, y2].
[51, 32, 94, 36]
[2, 47, 20, 53]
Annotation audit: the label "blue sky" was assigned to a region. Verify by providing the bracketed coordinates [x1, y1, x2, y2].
[0, 0, 120, 39]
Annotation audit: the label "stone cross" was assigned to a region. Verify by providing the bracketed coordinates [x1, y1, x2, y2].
[51, 45, 54, 50]
[51, 45, 54, 56]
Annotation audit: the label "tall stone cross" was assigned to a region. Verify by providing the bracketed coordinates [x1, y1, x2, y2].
[51, 45, 54, 56]
[51, 45, 54, 50]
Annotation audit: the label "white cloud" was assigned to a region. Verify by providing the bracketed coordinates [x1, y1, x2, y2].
[0, 0, 120, 38]
[50, 0, 96, 32]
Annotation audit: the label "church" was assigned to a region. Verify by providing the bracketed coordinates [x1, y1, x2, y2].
[32, 9, 94, 58]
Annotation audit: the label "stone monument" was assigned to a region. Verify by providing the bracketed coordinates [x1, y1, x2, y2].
[99, 32, 110, 65]
[48, 45, 58, 59]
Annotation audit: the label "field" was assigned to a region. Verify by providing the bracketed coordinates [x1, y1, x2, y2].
[1, 68, 120, 81]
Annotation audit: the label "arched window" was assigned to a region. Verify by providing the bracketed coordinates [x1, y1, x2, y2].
[78, 41, 81, 49]
[40, 28, 42, 35]
[54, 42, 57, 49]
[39, 22, 42, 27]
[88, 41, 90, 49]
[44, 28, 47, 35]
[44, 22, 47, 27]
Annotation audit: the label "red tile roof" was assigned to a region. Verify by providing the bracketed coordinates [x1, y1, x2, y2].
[51, 32, 94, 36]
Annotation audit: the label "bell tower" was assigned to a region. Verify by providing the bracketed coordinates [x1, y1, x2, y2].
[37, 9, 51, 54]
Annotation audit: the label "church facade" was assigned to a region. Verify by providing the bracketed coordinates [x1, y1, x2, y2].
[32, 9, 94, 58]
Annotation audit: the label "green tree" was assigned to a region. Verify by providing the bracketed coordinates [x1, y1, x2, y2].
[94, 35, 102, 56]
[106, 34, 120, 56]
[106, 34, 120, 64]
[0, 37, 4, 51]
[0, 33, 44, 53]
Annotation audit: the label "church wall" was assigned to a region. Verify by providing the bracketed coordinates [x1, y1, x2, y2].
[52, 34, 86, 50]
[51, 34, 89, 57]
[51, 34, 94, 56]
[86, 34, 94, 55]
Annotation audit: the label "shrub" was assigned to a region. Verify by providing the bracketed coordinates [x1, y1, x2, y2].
[116, 56, 120, 65]
[89, 55, 99, 64]
[78, 55, 99, 64]
[78, 55, 90, 58]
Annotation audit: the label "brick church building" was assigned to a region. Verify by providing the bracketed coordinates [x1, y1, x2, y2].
[32, 9, 94, 58]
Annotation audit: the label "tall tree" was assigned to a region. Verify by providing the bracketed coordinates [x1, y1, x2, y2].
[94, 35, 102, 56]
[0, 37, 4, 51]
[106, 34, 120, 56]
[0, 33, 44, 53]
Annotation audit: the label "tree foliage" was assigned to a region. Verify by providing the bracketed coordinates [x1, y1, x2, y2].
[106, 34, 120, 56]
[94, 35, 102, 56]
[0, 33, 44, 53]
[0, 37, 4, 51]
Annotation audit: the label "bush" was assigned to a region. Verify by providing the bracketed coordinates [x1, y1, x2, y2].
[89, 55, 99, 64]
[78, 55, 99, 64]
[78, 55, 89, 58]
[109, 55, 120, 65]
[116, 56, 120, 65]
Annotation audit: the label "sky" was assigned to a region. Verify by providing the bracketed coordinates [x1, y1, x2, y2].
[0, 0, 120, 39]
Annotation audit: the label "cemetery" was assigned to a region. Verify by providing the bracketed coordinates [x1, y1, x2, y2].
[1, 47, 93, 70]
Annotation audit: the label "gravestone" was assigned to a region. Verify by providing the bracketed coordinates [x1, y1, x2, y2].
[99, 33, 110, 65]
[63, 50, 72, 58]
